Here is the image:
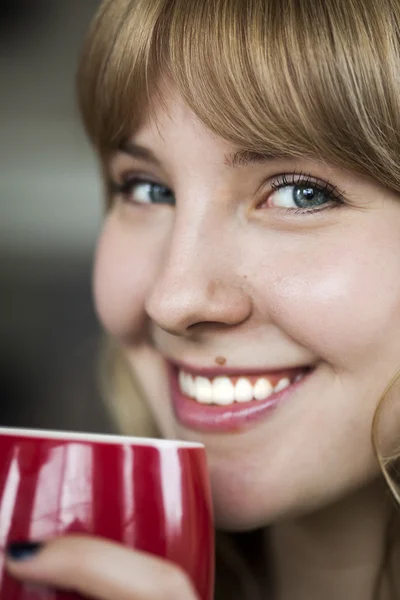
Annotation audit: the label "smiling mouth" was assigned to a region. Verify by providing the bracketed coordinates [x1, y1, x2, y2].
[178, 368, 306, 406]
[167, 362, 314, 432]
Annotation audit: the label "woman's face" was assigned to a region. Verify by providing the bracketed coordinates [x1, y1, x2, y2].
[94, 89, 400, 530]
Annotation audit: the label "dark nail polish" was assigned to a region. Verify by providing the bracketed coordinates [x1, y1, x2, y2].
[6, 541, 43, 561]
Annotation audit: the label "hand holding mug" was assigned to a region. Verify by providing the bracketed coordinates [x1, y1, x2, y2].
[0, 428, 214, 600]
[7, 534, 200, 599]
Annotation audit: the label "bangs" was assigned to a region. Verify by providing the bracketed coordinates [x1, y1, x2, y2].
[78, 0, 400, 190]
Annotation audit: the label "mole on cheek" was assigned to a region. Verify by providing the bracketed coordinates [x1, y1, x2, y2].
[215, 356, 227, 366]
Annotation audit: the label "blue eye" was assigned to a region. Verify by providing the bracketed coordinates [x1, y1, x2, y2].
[113, 178, 175, 206]
[270, 185, 330, 210]
[268, 173, 345, 213]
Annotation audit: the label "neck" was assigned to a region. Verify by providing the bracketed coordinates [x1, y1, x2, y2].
[269, 479, 398, 600]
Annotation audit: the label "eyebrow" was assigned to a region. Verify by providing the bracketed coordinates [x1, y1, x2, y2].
[119, 141, 162, 167]
[224, 149, 275, 168]
[119, 142, 274, 169]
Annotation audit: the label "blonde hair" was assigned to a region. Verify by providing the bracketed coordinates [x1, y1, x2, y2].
[77, 0, 400, 597]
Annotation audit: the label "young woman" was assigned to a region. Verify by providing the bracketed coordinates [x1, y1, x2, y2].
[5, 0, 400, 598]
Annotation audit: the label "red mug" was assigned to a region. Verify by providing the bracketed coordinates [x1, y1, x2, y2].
[0, 427, 214, 600]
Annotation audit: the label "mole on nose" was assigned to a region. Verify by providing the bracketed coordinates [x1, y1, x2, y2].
[215, 356, 227, 366]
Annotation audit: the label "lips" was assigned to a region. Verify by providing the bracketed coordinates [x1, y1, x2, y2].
[167, 362, 312, 433]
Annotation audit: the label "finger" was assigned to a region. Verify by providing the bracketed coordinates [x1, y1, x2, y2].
[6, 535, 199, 600]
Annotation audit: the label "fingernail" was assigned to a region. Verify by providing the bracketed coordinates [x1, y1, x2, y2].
[6, 542, 44, 562]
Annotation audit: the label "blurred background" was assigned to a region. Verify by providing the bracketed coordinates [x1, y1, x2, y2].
[0, 0, 114, 432]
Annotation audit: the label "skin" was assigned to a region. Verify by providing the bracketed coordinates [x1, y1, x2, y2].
[7, 89, 400, 598]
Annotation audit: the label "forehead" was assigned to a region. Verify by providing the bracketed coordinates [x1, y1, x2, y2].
[136, 87, 230, 144]
[130, 86, 240, 167]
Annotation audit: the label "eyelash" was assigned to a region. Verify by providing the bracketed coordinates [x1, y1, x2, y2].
[268, 171, 346, 215]
[110, 171, 347, 214]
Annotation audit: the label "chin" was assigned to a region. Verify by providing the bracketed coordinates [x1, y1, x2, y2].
[214, 508, 268, 532]
[209, 472, 281, 531]
[212, 495, 287, 532]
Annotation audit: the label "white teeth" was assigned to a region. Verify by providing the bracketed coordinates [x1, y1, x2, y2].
[253, 377, 273, 401]
[194, 376, 213, 404]
[235, 378, 254, 403]
[212, 377, 235, 405]
[178, 370, 299, 404]
[274, 377, 291, 393]
[179, 372, 195, 397]
[187, 375, 196, 397]
[179, 370, 187, 393]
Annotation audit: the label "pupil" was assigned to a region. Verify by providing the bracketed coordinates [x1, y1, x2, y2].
[151, 185, 174, 205]
[294, 186, 325, 208]
[302, 188, 315, 200]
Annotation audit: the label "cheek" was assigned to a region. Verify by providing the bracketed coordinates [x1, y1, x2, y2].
[94, 213, 162, 340]
[261, 228, 400, 368]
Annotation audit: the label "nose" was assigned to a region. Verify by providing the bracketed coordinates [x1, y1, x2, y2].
[145, 220, 252, 335]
